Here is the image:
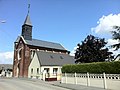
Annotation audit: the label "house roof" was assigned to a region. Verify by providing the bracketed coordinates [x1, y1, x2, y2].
[15, 36, 66, 51]
[36, 51, 75, 66]
[0, 64, 13, 70]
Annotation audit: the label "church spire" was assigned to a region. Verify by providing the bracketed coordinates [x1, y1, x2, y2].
[24, 4, 32, 26]
[21, 3, 32, 40]
[24, 14, 32, 26]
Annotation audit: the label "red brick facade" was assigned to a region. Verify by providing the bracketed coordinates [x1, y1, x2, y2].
[13, 38, 31, 77]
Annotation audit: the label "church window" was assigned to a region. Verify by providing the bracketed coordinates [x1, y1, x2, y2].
[31, 68, 33, 74]
[53, 68, 58, 75]
[31, 50, 35, 60]
[19, 50, 22, 58]
[44, 68, 49, 73]
[37, 68, 39, 74]
[18, 48, 22, 60]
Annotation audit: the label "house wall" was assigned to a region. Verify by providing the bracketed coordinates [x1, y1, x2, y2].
[41, 66, 62, 74]
[28, 52, 62, 80]
[28, 53, 41, 79]
[41, 66, 62, 81]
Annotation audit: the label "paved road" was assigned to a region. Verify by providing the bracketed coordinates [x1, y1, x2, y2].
[0, 78, 70, 90]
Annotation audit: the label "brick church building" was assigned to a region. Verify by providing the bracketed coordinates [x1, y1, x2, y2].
[13, 11, 74, 78]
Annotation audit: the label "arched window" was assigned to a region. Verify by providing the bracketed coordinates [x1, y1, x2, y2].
[18, 48, 22, 60]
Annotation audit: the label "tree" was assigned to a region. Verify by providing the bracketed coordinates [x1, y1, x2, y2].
[75, 35, 113, 63]
[111, 26, 120, 50]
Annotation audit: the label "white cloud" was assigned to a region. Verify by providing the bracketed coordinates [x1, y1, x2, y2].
[0, 51, 13, 64]
[109, 47, 120, 57]
[70, 46, 78, 56]
[91, 13, 120, 56]
[91, 13, 120, 34]
[107, 39, 119, 56]
[107, 39, 119, 46]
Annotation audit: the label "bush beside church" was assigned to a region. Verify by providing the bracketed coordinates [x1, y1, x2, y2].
[62, 61, 120, 74]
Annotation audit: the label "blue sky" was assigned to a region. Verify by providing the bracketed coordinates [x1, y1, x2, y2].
[0, 0, 120, 64]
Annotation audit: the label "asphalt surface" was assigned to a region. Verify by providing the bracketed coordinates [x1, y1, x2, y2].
[0, 78, 69, 90]
[0, 78, 106, 90]
[50, 81, 105, 90]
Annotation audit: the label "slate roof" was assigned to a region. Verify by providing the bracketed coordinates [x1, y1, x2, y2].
[24, 14, 32, 26]
[0, 64, 13, 70]
[26, 39, 66, 50]
[15, 36, 66, 51]
[15, 36, 21, 43]
[36, 51, 75, 66]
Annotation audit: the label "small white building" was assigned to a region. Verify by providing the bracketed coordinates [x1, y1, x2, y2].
[0, 64, 13, 77]
[28, 51, 74, 81]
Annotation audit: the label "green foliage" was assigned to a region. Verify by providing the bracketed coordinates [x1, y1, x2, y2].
[75, 35, 113, 63]
[111, 26, 120, 50]
[62, 61, 120, 74]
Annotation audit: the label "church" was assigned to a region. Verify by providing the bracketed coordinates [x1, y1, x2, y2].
[12, 9, 74, 80]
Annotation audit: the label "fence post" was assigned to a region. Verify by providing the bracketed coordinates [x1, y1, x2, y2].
[65, 73, 67, 84]
[75, 72, 77, 84]
[60, 73, 62, 83]
[87, 72, 90, 86]
[103, 72, 107, 89]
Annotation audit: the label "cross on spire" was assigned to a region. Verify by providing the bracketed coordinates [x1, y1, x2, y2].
[23, 2, 32, 26]
[28, 3, 30, 14]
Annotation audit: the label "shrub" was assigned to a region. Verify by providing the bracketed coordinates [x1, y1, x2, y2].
[62, 61, 120, 74]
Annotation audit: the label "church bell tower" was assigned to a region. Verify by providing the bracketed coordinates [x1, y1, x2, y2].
[21, 4, 32, 40]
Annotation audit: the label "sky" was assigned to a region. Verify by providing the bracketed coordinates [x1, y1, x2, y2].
[0, 0, 120, 64]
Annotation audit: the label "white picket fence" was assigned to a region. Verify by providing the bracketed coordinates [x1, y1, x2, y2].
[61, 73, 120, 90]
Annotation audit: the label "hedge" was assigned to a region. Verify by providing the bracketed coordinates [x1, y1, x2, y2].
[62, 61, 120, 74]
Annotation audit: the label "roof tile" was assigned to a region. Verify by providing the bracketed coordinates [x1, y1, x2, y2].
[36, 51, 75, 66]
